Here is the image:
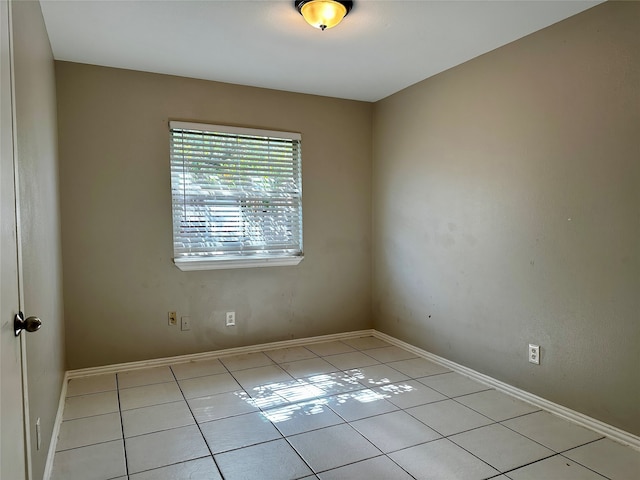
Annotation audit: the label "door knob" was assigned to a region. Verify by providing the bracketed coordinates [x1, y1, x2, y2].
[14, 312, 42, 336]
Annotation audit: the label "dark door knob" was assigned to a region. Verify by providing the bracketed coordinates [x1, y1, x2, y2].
[14, 312, 42, 336]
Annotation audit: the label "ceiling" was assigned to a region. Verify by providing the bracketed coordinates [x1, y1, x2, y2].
[40, 0, 602, 102]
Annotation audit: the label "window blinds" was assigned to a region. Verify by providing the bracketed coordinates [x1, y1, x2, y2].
[169, 121, 303, 264]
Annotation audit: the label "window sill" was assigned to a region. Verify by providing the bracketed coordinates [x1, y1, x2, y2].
[174, 255, 304, 271]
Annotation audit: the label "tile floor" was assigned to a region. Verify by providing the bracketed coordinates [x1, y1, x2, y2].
[50, 336, 640, 480]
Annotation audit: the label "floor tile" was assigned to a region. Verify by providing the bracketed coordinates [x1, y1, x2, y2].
[456, 390, 540, 421]
[306, 371, 363, 395]
[305, 341, 356, 356]
[564, 438, 640, 480]
[56, 412, 122, 451]
[264, 399, 344, 436]
[215, 438, 312, 479]
[280, 357, 339, 378]
[188, 390, 258, 423]
[62, 391, 119, 420]
[230, 364, 294, 392]
[265, 346, 317, 363]
[66, 374, 116, 397]
[125, 425, 209, 474]
[122, 400, 194, 437]
[406, 399, 493, 436]
[351, 410, 440, 453]
[418, 372, 491, 398]
[117, 366, 175, 388]
[129, 456, 222, 480]
[342, 336, 391, 351]
[389, 438, 499, 480]
[170, 358, 227, 380]
[363, 346, 418, 363]
[288, 423, 381, 472]
[219, 351, 274, 371]
[119, 381, 183, 410]
[328, 389, 398, 421]
[450, 424, 554, 472]
[178, 372, 240, 399]
[50, 440, 126, 480]
[502, 411, 602, 452]
[347, 364, 409, 388]
[386, 358, 451, 378]
[318, 455, 414, 480]
[200, 411, 281, 453]
[508, 455, 608, 479]
[324, 351, 379, 370]
[377, 379, 447, 409]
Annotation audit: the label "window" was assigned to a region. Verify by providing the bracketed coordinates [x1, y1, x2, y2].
[169, 121, 303, 271]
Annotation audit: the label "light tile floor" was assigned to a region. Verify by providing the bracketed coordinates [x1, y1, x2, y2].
[51, 337, 640, 480]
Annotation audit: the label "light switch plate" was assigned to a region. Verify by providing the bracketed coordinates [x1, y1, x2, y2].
[528, 344, 540, 364]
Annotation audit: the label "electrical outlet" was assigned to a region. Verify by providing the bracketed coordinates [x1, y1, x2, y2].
[528, 344, 540, 364]
[181, 316, 191, 331]
[168, 311, 177, 326]
[226, 311, 236, 327]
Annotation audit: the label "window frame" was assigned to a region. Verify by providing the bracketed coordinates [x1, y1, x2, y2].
[169, 121, 304, 271]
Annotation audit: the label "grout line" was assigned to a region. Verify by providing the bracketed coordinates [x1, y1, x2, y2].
[499, 454, 555, 477]
[557, 439, 615, 480]
[445, 433, 538, 475]
[53, 437, 124, 454]
[169, 365, 227, 479]
[123, 456, 213, 479]
[499, 450, 613, 480]
[559, 437, 608, 456]
[497, 414, 607, 455]
[280, 432, 325, 476]
[114, 374, 130, 478]
[448, 394, 542, 425]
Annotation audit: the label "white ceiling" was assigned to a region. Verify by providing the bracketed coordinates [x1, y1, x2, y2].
[40, 0, 602, 102]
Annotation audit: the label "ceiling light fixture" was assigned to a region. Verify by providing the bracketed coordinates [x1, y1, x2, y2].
[295, 0, 353, 31]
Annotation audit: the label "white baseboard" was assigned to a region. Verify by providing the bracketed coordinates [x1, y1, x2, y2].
[46, 327, 638, 480]
[372, 330, 640, 451]
[66, 329, 376, 378]
[42, 371, 68, 480]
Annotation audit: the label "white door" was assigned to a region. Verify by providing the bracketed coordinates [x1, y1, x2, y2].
[1, 1, 28, 478]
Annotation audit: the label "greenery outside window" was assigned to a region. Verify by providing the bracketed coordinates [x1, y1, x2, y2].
[169, 121, 303, 271]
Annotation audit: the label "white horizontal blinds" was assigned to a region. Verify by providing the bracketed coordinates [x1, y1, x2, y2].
[170, 121, 303, 260]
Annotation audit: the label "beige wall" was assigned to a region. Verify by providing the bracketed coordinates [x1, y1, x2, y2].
[56, 63, 373, 369]
[373, 1, 639, 436]
[12, 1, 66, 477]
